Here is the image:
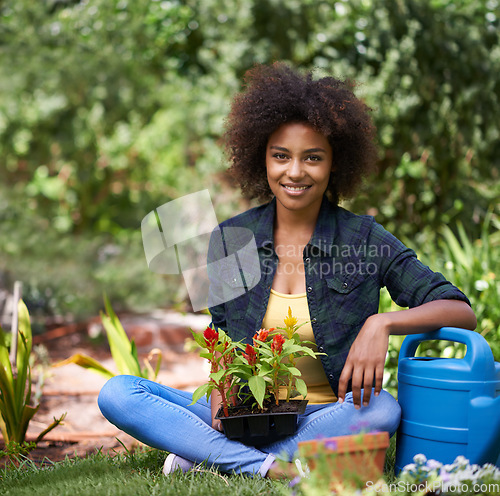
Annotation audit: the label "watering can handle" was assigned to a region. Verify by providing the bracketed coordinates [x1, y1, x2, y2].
[398, 327, 495, 372]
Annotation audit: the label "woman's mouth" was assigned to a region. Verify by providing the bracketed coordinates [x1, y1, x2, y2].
[281, 184, 312, 195]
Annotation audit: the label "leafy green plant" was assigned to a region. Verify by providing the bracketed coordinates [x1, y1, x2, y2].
[0, 300, 65, 451]
[438, 210, 500, 360]
[55, 295, 162, 380]
[2, 0, 499, 327]
[276, 307, 312, 402]
[188, 327, 238, 417]
[381, 208, 500, 396]
[191, 307, 323, 413]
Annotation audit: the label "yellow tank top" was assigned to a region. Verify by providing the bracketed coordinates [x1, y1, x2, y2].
[262, 289, 337, 404]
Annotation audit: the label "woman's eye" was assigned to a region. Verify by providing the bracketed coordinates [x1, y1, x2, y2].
[306, 155, 322, 162]
[273, 153, 288, 160]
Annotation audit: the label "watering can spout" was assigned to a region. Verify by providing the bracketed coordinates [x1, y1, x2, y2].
[468, 395, 500, 465]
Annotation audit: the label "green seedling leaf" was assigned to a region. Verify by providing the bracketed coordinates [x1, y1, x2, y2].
[190, 382, 211, 405]
[298, 347, 320, 358]
[283, 343, 308, 355]
[210, 369, 226, 384]
[13, 333, 31, 417]
[100, 312, 130, 372]
[35, 413, 67, 444]
[0, 326, 14, 388]
[191, 330, 209, 348]
[18, 404, 39, 443]
[257, 347, 273, 357]
[0, 364, 17, 441]
[15, 301, 33, 411]
[102, 293, 141, 375]
[0, 414, 7, 443]
[233, 341, 250, 351]
[221, 343, 237, 357]
[258, 362, 273, 375]
[295, 378, 308, 398]
[287, 367, 302, 376]
[54, 354, 115, 379]
[0, 300, 65, 445]
[17, 300, 32, 353]
[130, 340, 140, 366]
[248, 375, 266, 408]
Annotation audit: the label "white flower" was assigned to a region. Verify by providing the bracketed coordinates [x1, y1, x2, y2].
[456, 467, 477, 481]
[453, 455, 469, 468]
[426, 459, 442, 471]
[398, 455, 500, 495]
[402, 463, 416, 473]
[481, 463, 500, 477]
[474, 279, 489, 291]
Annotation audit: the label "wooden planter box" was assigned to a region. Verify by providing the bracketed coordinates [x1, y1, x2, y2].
[298, 431, 389, 489]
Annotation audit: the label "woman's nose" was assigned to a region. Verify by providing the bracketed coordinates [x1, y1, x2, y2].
[287, 158, 304, 179]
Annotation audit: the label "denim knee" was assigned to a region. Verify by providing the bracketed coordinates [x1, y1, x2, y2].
[373, 390, 401, 436]
[97, 374, 136, 424]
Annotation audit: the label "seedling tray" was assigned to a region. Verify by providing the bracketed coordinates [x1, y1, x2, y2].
[215, 400, 308, 445]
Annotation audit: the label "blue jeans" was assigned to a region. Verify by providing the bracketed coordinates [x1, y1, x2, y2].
[98, 375, 401, 477]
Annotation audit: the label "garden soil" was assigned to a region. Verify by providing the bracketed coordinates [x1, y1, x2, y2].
[0, 311, 209, 468]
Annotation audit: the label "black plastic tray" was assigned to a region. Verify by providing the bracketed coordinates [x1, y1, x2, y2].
[215, 400, 308, 445]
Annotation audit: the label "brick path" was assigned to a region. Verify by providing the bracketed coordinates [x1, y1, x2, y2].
[24, 310, 211, 455]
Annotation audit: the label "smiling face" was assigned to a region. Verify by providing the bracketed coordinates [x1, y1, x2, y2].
[266, 122, 333, 217]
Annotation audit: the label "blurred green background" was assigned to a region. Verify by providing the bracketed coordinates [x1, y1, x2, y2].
[0, 0, 498, 365]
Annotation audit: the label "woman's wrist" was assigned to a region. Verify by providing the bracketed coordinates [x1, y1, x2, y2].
[366, 313, 392, 337]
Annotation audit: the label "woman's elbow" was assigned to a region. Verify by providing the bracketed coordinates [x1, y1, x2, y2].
[461, 302, 477, 330]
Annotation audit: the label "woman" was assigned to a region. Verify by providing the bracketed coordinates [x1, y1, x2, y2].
[98, 63, 476, 478]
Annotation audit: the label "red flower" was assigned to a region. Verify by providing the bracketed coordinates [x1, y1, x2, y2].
[242, 343, 257, 366]
[271, 334, 285, 355]
[203, 326, 219, 348]
[253, 328, 271, 344]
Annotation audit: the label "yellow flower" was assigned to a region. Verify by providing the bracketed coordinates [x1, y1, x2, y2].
[283, 306, 298, 337]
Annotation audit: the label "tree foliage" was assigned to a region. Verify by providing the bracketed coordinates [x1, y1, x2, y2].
[0, 0, 498, 316]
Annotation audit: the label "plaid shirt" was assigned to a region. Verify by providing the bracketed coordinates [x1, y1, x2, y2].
[208, 196, 470, 396]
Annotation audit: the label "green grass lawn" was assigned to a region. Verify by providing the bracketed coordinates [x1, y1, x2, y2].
[0, 446, 291, 496]
[3, 427, 499, 495]
[0, 436, 398, 496]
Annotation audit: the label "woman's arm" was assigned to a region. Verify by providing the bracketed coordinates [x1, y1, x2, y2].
[337, 299, 476, 409]
[210, 390, 223, 431]
[377, 299, 476, 335]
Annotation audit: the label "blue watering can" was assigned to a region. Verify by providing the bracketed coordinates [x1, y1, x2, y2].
[395, 327, 500, 472]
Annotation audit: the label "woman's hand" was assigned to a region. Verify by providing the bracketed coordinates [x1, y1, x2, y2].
[337, 313, 390, 408]
[337, 300, 476, 408]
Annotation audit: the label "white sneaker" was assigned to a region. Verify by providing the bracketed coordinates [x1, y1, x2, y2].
[163, 453, 195, 475]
